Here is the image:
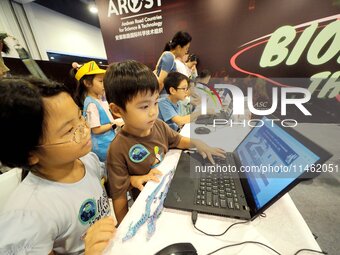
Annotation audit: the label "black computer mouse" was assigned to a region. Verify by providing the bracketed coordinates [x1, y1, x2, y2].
[154, 242, 197, 255]
[194, 126, 211, 134]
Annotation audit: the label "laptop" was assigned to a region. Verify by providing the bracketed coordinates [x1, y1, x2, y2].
[195, 93, 233, 125]
[164, 116, 332, 220]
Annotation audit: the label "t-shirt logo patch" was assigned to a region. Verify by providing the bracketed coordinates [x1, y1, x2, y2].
[78, 199, 97, 225]
[129, 144, 150, 163]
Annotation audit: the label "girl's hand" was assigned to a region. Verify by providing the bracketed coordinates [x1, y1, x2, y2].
[113, 118, 124, 127]
[130, 169, 163, 191]
[84, 217, 116, 255]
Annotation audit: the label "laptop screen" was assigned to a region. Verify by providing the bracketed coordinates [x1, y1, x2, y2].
[236, 117, 320, 209]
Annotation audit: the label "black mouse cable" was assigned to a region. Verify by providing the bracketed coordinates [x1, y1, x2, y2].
[191, 210, 250, 237]
[205, 242, 328, 255]
[191, 211, 327, 255]
[205, 241, 282, 255]
[294, 249, 328, 255]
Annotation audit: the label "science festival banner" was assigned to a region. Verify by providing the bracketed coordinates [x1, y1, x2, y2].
[96, 0, 339, 124]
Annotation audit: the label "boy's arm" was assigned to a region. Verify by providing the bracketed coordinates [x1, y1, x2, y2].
[113, 194, 128, 225]
[106, 145, 130, 226]
[171, 111, 200, 126]
[177, 137, 225, 164]
[130, 169, 162, 191]
[112, 169, 163, 224]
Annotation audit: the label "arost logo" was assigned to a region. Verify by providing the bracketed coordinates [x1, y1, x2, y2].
[108, 0, 162, 17]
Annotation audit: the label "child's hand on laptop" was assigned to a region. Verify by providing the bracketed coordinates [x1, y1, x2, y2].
[130, 169, 163, 191]
[192, 139, 225, 164]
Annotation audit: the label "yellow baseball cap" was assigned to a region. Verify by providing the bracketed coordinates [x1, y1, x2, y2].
[75, 61, 106, 81]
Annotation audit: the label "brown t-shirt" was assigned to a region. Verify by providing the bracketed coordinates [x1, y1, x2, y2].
[106, 119, 182, 199]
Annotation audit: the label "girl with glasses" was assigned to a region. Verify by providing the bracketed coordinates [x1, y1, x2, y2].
[0, 77, 116, 254]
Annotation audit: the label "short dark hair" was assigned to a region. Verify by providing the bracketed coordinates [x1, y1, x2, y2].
[0, 76, 70, 169]
[104, 60, 159, 110]
[164, 72, 190, 94]
[163, 31, 192, 51]
[197, 69, 211, 79]
[187, 54, 198, 63]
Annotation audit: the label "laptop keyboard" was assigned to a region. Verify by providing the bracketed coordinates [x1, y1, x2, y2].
[195, 154, 241, 210]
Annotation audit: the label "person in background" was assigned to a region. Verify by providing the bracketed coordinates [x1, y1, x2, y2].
[175, 52, 189, 77]
[154, 31, 192, 94]
[177, 80, 201, 116]
[195, 69, 221, 113]
[176, 53, 199, 115]
[0, 77, 116, 254]
[175, 53, 195, 115]
[0, 33, 10, 78]
[196, 69, 211, 86]
[185, 54, 198, 80]
[158, 72, 200, 131]
[103, 60, 225, 224]
[176, 53, 198, 80]
[72, 61, 123, 161]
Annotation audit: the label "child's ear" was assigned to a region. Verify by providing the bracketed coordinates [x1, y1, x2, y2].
[28, 153, 39, 166]
[83, 79, 92, 88]
[169, 87, 177, 95]
[109, 103, 123, 118]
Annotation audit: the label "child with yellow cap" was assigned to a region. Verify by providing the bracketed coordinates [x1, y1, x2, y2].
[73, 61, 123, 161]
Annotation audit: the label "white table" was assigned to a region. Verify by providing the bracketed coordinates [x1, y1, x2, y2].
[105, 123, 322, 255]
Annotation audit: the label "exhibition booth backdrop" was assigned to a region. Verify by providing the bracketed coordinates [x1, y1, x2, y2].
[96, 0, 340, 123]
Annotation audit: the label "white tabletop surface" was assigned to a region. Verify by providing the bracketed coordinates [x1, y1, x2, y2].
[105, 123, 322, 255]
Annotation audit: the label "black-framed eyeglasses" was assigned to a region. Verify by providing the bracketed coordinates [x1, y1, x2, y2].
[176, 87, 189, 91]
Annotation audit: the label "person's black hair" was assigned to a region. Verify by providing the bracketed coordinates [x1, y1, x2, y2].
[197, 69, 211, 79]
[187, 54, 198, 63]
[104, 60, 159, 110]
[163, 31, 192, 51]
[0, 76, 70, 170]
[164, 72, 190, 94]
[69, 67, 95, 109]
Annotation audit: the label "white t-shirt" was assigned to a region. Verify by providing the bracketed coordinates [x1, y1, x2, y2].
[175, 59, 191, 78]
[0, 153, 110, 255]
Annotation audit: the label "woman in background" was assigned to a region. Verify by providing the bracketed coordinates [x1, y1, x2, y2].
[155, 31, 192, 94]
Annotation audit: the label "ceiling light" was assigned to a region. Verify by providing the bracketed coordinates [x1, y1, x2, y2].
[89, 5, 98, 14]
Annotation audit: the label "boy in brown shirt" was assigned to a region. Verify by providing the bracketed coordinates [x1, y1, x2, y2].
[104, 60, 225, 224]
